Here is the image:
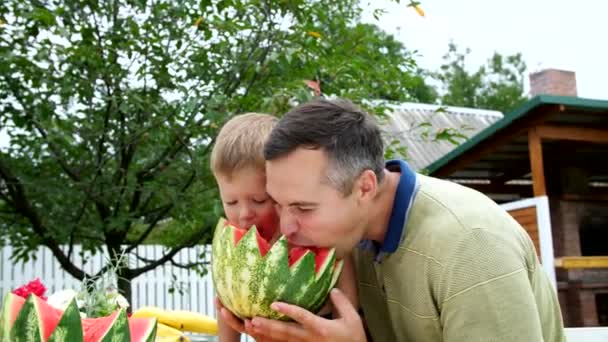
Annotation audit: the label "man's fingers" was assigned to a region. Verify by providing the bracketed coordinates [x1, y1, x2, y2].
[271, 302, 320, 328]
[249, 316, 309, 341]
[330, 288, 359, 319]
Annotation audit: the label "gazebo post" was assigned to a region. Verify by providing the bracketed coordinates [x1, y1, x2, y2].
[528, 127, 547, 197]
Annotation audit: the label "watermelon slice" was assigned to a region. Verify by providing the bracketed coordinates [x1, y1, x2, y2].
[9, 293, 63, 341]
[127, 317, 157, 342]
[0, 293, 26, 340]
[47, 299, 84, 341]
[82, 309, 130, 342]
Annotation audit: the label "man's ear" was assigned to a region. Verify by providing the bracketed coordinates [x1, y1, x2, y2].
[355, 169, 378, 202]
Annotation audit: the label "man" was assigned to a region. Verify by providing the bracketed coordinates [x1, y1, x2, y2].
[217, 98, 566, 341]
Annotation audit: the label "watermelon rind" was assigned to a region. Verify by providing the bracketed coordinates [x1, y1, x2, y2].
[99, 309, 131, 342]
[9, 294, 44, 342]
[0, 293, 25, 341]
[212, 218, 343, 321]
[48, 299, 83, 342]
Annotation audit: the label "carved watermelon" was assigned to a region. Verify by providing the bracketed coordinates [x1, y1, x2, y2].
[211, 217, 344, 321]
[0, 292, 157, 342]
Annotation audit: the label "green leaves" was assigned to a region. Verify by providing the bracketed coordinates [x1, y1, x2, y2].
[434, 42, 528, 113]
[0, 0, 433, 299]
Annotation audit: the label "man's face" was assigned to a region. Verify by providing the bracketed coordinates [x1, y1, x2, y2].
[266, 148, 365, 257]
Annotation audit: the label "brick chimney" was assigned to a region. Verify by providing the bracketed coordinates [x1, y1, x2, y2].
[529, 68, 578, 97]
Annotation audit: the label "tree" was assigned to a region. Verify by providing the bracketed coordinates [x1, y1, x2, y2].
[434, 42, 528, 113]
[0, 0, 424, 303]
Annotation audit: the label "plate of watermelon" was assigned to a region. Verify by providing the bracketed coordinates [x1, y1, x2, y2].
[0, 279, 157, 341]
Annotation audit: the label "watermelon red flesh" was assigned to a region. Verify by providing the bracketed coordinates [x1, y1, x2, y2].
[82, 313, 118, 342]
[128, 317, 157, 342]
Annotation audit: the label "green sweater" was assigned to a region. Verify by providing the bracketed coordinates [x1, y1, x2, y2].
[354, 174, 566, 342]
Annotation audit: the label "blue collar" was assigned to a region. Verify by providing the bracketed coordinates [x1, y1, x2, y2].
[358, 159, 419, 262]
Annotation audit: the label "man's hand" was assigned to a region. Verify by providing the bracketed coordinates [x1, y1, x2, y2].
[245, 288, 367, 342]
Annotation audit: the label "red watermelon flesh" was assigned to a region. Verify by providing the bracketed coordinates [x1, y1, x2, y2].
[82, 312, 118, 342]
[128, 317, 157, 341]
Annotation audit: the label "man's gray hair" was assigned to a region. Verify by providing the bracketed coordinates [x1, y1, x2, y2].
[264, 98, 385, 195]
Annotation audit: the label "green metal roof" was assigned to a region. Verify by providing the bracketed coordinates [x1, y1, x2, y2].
[425, 95, 608, 175]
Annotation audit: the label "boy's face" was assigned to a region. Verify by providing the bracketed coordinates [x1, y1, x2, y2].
[216, 166, 279, 241]
[266, 148, 368, 258]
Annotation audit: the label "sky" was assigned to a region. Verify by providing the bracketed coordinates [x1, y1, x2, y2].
[360, 0, 608, 100]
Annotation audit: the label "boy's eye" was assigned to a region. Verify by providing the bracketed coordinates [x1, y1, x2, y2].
[296, 207, 313, 213]
[225, 201, 237, 205]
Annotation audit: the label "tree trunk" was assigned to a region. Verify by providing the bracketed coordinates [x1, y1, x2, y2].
[117, 273, 133, 314]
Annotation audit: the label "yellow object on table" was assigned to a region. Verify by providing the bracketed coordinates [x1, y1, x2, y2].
[133, 306, 219, 336]
[156, 323, 191, 342]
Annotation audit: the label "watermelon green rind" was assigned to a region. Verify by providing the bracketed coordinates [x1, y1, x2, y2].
[212, 218, 236, 315]
[230, 226, 259, 316]
[279, 250, 315, 309]
[303, 250, 336, 314]
[0, 293, 25, 341]
[99, 309, 130, 342]
[212, 219, 343, 321]
[329, 259, 345, 290]
[250, 235, 290, 320]
[48, 299, 83, 342]
[9, 295, 43, 342]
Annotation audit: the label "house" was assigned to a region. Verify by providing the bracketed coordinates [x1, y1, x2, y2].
[414, 69, 608, 327]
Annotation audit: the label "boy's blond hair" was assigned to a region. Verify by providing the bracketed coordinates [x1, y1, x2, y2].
[210, 112, 278, 178]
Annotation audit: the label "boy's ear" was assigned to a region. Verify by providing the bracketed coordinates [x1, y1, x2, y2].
[355, 169, 378, 202]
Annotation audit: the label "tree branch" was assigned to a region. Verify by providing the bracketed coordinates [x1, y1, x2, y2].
[129, 226, 210, 278]
[124, 204, 173, 254]
[0, 156, 92, 281]
[133, 253, 209, 270]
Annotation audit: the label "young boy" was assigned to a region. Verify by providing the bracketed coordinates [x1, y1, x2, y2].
[210, 112, 358, 342]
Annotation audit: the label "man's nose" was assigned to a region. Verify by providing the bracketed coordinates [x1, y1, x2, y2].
[279, 209, 298, 237]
